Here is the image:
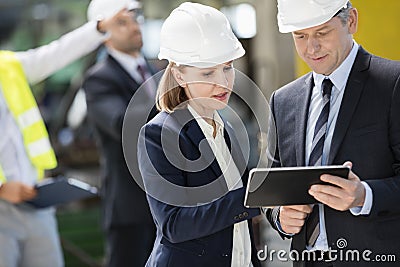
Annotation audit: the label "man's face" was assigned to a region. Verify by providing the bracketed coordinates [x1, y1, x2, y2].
[108, 10, 143, 55]
[291, 8, 358, 75]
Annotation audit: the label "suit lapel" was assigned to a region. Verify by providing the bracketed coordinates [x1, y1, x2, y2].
[107, 55, 141, 97]
[328, 46, 371, 164]
[295, 74, 314, 166]
[173, 108, 222, 177]
[223, 120, 248, 183]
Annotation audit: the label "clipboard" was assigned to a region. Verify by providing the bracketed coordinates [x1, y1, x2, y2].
[244, 165, 350, 208]
[25, 176, 98, 208]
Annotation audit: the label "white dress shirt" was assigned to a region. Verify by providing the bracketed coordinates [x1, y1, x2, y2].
[187, 105, 253, 267]
[0, 21, 106, 185]
[305, 41, 373, 251]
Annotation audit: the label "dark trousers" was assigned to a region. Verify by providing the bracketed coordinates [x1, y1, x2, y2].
[106, 223, 156, 267]
[306, 262, 333, 267]
[305, 251, 334, 267]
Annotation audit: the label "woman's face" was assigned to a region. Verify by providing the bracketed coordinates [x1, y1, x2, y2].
[173, 61, 235, 115]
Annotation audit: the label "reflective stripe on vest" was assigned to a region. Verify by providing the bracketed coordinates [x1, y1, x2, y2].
[0, 51, 57, 182]
[0, 167, 5, 183]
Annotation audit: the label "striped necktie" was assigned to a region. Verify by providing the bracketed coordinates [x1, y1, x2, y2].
[306, 78, 333, 247]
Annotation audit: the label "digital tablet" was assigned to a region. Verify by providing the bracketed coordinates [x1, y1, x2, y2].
[25, 176, 98, 208]
[244, 165, 350, 208]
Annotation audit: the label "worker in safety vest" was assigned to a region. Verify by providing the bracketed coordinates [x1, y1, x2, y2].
[0, 1, 130, 266]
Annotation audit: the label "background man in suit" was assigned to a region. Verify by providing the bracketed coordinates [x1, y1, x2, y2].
[83, 1, 157, 266]
[266, 0, 400, 266]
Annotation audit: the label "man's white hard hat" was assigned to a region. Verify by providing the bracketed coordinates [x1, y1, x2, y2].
[277, 0, 349, 33]
[158, 2, 245, 68]
[87, 0, 141, 21]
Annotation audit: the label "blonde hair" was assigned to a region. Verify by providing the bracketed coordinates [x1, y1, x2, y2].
[156, 62, 188, 113]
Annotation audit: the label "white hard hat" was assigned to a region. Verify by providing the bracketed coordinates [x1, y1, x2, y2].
[277, 0, 349, 33]
[158, 2, 245, 68]
[87, 0, 141, 21]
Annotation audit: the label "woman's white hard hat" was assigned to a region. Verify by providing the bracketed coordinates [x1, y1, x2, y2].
[158, 2, 245, 68]
[277, 0, 349, 33]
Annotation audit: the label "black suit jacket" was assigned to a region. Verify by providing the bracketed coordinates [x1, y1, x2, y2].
[268, 47, 400, 266]
[138, 109, 261, 267]
[83, 54, 157, 228]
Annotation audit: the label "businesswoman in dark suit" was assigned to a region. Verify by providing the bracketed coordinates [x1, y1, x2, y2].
[137, 3, 261, 267]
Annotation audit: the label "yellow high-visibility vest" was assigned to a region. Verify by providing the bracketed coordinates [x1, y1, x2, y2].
[0, 51, 57, 183]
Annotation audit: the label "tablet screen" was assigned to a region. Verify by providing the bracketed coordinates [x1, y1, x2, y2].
[244, 165, 349, 207]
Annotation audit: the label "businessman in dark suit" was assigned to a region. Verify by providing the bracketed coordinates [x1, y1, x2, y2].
[83, 6, 157, 267]
[266, 1, 400, 266]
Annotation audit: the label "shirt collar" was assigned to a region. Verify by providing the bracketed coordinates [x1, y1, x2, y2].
[107, 47, 145, 74]
[313, 40, 359, 93]
[187, 105, 224, 138]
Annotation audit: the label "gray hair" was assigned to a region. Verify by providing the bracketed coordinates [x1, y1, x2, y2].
[335, 1, 353, 25]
